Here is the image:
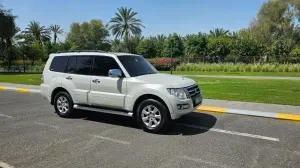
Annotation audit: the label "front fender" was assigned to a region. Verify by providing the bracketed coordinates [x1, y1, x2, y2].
[124, 87, 174, 114]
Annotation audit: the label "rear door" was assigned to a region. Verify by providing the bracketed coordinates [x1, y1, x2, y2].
[88, 56, 127, 109]
[62, 56, 92, 104]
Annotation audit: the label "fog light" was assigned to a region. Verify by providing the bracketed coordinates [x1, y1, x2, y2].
[177, 104, 190, 110]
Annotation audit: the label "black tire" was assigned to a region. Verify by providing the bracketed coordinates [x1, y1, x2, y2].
[136, 99, 170, 133]
[54, 91, 74, 118]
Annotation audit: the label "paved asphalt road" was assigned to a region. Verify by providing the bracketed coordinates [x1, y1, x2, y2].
[1, 91, 300, 168]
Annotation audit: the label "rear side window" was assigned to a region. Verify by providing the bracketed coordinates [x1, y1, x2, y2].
[49, 56, 68, 72]
[66, 56, 77, 73]
[66, 56, 92, 75]
[92, 56, 120, 76]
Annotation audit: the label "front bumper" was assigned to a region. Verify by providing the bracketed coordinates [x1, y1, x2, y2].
[167, 94, 202, 120]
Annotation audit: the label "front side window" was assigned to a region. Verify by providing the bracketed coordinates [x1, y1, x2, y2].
[117, 55, 158, 77]
[49, 56, 68, 72]
[76, 56, 92, 75]
[92, 56, 120, 76]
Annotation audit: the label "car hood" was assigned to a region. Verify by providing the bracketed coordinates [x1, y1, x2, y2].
[134, 73, 196, 88]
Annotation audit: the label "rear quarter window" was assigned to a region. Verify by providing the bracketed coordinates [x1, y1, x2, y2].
[49, 56, 68, 72]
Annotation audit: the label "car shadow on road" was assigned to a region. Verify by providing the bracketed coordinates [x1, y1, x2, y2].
[167, 112, 217, 136]
[73, 110, 217, 136]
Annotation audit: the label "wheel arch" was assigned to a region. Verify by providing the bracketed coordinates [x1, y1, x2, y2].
[132, 94, 172, 117]
[51, 87, 71, 105]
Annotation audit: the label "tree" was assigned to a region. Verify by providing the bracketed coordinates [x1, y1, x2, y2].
[184, 34, 208, 59]
[207, 37, 232, 62]
[163, 33, 184, 57]
[291, 0, 300, 21]
[111, 39, 127, 52]
[154, 34, 166, 57]
[109, 7, 145, 40]
[231, 38, 263, 63]
[0, 6, 19, 69]
[137, 38, 157, 58]
[209, 28, 230, 37]
[49, 24, 64, 44]
[66, 19, 110, 50]
[124, 35, 143, 53]
[250, 0, 300, 61]
[23, 21, 51, 44]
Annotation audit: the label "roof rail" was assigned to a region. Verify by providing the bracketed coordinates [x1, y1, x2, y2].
[56, 50, 107, 53]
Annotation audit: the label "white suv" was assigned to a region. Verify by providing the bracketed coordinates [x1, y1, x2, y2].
[41, 50, 202, 133]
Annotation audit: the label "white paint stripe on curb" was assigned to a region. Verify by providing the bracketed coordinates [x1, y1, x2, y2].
[0, 86, 40, 93]
[226, 108, 278, 118]
[29, 89, 41, 93]
[197, 106, 300, 121]
[0, 161, 15, 168]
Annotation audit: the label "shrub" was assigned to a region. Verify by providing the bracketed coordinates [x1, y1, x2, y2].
[147, 57, 180, 70]
[175, 63, 300, 72]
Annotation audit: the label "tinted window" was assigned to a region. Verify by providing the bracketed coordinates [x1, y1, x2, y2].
[66, 56, 77, 73]
[118, 56, 158, 77]
[49, 56, 68, 72]
[92, 56, 120, 76]
[75, 56, 92, 75]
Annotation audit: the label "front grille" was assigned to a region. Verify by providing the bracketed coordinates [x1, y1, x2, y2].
[184, 84, 202, 107]
[185, 84, 201, 97]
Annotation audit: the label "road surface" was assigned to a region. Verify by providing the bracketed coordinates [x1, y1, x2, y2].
[0, 91, 300, 168]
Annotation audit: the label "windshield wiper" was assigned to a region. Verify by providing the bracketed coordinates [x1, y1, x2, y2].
[136, 72, 157, 76]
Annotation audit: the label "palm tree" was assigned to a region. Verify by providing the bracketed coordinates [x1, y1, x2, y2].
[23, 21, 50, 44]
[0, 6, 19, 70]
[109, 7, 145, 40]
[49, 24, 64, 44]
[229, 31, 238, 37]
[209, 28, 230, 37]
[155, 34, 166, 56]
[156, 34, 166, 43]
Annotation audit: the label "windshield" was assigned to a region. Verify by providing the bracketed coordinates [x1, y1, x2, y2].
[117, 55, 158, 77]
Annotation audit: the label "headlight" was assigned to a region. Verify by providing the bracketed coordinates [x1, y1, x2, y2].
[167, 88, 188, 100]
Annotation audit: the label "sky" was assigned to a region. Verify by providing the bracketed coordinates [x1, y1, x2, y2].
[1, 0, 266, 40]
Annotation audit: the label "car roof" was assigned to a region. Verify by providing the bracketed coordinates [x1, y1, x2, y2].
[50, 50, 140, 57]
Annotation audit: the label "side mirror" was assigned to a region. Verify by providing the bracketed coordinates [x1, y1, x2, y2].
[108, 69, 122, 78]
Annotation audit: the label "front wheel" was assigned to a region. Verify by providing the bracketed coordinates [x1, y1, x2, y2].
[136, 99, 170, 133]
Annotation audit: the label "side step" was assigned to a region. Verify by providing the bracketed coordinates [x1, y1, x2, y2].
[73, 104, 133, 117]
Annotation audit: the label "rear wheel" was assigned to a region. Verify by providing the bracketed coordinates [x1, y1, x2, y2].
[54, 91, 74, 118]
[136, 99, 170, 133]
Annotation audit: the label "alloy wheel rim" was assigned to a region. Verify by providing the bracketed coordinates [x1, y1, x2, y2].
[57, 96, 69, 114]
[141, 105, 161, 128]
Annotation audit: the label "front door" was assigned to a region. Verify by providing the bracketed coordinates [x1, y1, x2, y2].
[88, 56, 126, 109]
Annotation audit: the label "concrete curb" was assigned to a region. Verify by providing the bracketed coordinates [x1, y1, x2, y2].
[0, 85, 40, 93]
[1, 85, 300, 122]
[196, 106, 300, 121]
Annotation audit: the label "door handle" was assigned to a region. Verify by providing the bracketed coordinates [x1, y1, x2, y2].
[92, 79, 100, 83]
[66, 76, 72, 80]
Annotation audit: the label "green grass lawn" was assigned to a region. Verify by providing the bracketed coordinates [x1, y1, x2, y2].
[190, 77, 300, 106]
[1, 73, 300, 106]
[0, 74, 41, 85]
[161, 71, 300, 77]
